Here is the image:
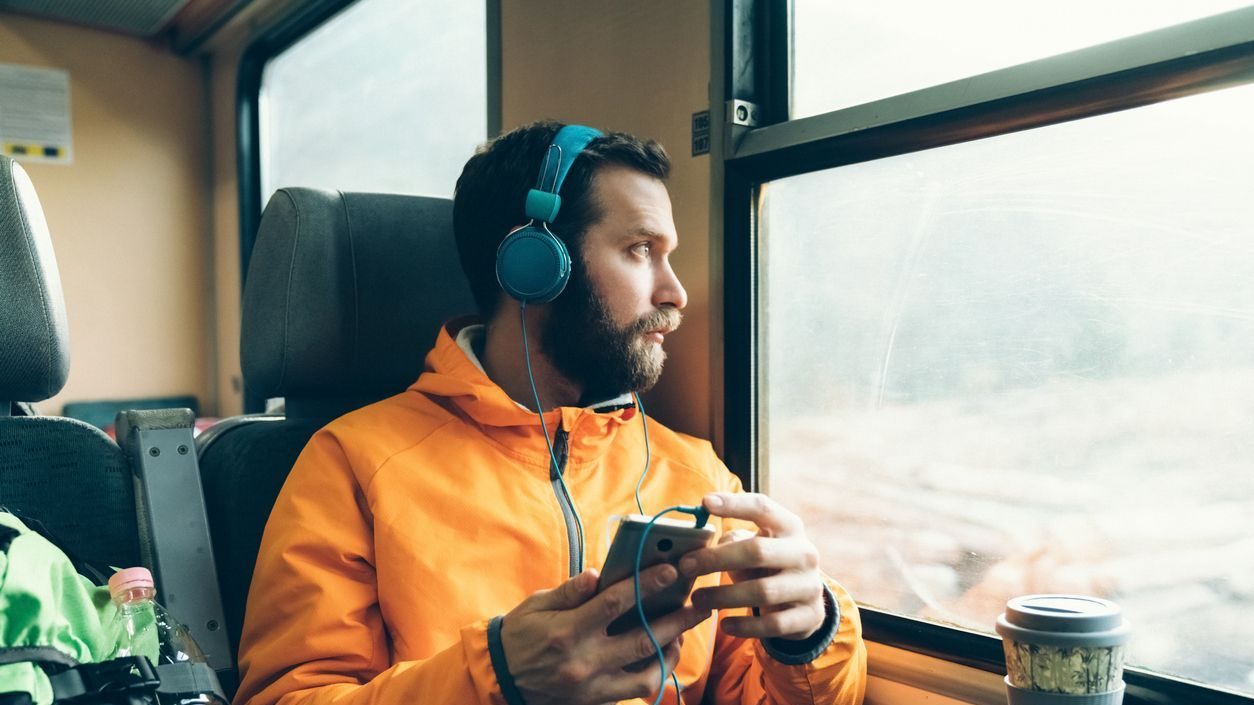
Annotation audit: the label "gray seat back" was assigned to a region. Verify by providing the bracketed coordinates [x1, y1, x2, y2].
[0, 154, 142, 572]
[197, 188, 475, 664]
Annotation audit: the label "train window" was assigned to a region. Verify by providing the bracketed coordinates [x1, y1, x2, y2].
[792, 0, 1253, 118]
[259, 0, 487, 200]
[760, 82, 1254, 694]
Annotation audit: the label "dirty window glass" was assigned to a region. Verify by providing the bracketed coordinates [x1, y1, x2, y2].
[762, 83, 1254, 694]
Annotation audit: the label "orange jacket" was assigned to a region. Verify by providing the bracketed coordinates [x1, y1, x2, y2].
[235, 324, 866, 705]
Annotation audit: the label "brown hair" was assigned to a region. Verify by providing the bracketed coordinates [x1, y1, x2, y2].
[452, 120, 671, 318]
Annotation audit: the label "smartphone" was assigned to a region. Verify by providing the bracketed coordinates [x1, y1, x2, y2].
[597, 514, 717, 635]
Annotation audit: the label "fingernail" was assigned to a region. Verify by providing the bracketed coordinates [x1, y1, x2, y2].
[705, 494, 724, 509]
[656, 565, 678, 587]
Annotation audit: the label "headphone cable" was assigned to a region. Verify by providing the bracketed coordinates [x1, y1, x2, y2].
[521, 305, 685, 703]
[518, 302, 586, 569]
[635, 506, 705, 705]
[632, 391, 651, 515]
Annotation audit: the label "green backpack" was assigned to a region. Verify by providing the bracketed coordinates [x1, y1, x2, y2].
[0, 512, 158, 705]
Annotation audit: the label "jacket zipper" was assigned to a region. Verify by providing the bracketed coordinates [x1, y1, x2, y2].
[549, 427, 583, 576]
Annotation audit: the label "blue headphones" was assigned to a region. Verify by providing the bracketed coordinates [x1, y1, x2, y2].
[495, 125, 603, 304]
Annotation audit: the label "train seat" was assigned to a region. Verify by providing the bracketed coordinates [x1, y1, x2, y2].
[196, 188, 475, 666]
[0, 154, 143, 575]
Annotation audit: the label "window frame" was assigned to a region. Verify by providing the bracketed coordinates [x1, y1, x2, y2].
[234, 0, 500, 411]
[719, 1, 1254, 702]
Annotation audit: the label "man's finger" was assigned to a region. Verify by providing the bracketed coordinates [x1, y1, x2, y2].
[678, 536, 816, 578]
[527, 568, 599, 612]
[719, 602, 826, 640]
[690, 574, 821, 611]
[573, 563, 678, 626]
[702, 493, 803, 536]
[600, 638, 685, 703]
[603, 605, 711, 665]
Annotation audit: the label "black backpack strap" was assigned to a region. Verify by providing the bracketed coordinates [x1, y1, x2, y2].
[0, 525, 19, 554]
[0, 650, 160, 705]
[0, 646, 78, 672]
[47, 657, 159, 705]
[0, 647, 74, 705]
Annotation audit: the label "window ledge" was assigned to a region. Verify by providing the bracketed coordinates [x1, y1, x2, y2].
[868, 641, 1006, 705]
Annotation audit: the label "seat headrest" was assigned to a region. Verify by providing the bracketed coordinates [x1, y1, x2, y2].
[0, 156, 70, 403]
[242, 188, 475, 402]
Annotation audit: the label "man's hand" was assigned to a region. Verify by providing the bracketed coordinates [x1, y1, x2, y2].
[679, 493, 826, 641]
[499, 564, 712, 705]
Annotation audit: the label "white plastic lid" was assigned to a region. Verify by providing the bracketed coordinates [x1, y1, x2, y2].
[996, 594, 1130, 647]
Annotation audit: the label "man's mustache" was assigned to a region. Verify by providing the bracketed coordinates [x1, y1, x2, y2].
[629, 307, 682, 336]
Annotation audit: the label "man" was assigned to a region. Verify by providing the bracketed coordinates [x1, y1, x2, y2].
[234, 121, 867, 705]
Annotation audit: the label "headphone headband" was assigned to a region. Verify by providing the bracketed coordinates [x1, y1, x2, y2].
[523, 125, 603, 223]
[496, 124, 602, 304]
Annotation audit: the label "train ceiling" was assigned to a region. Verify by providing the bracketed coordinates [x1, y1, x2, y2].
[0, 0, 256, 52]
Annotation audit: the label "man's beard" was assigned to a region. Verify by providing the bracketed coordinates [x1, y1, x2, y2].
[541, 268, 681, 404]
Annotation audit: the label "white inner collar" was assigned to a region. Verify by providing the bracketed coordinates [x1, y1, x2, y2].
[454, 324, 634, 412]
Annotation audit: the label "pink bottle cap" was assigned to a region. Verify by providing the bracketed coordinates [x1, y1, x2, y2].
[108, 567, 155, 596]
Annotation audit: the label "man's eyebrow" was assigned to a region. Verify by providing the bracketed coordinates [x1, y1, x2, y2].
[624, 227, 675, 243]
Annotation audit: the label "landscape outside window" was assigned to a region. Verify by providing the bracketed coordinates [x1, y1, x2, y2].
[762, 84, 1254, 694]
[260, 0, 486, 202]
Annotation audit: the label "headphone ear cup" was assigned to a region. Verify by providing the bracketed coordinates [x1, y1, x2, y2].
[495, 226, 571, 304]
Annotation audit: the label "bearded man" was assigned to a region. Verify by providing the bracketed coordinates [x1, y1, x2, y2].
[233, 121, 867, 705]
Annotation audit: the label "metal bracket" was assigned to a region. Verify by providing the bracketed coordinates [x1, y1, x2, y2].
[726, 99, 762, 128]
[116, 409, 232, 677]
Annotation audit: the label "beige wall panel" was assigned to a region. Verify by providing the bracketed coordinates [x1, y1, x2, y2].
[0, 13, 211, 417]
[201, 1, 718, 428]
[206, 27, 246, 417]
[501, 0, 714, 442]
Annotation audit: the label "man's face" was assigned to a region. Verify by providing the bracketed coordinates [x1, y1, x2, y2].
[542, 166, 688, 402]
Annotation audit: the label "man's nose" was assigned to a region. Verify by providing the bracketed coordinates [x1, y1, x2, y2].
[654, 258, 688, 310]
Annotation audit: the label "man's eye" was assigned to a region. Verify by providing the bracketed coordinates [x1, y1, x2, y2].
[632, 243, 651, 257]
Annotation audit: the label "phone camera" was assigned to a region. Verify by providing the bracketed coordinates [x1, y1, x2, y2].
[657, 538, 673, 552]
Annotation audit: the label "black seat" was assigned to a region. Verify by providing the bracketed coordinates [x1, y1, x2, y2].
[197, 188, 475, 664]
[0, 154, 142, 573]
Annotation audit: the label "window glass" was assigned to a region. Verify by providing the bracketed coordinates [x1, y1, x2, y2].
[792, 0, 1253, 118]
[761, 84, 1254, 693]
[260, 0, 486, 200]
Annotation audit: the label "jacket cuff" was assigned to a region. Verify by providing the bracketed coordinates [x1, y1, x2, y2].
[487, 616, 528, 705]
[761, 583, 840, 665]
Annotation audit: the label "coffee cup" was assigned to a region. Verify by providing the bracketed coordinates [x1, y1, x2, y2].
[995, 595, 1130, 705]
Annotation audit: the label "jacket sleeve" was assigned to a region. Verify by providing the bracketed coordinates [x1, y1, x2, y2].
[233, 430, 508, 705]
[701, 473, 868, 705]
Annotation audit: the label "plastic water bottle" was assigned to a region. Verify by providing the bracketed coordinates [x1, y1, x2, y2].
[107, 567, 228, 705]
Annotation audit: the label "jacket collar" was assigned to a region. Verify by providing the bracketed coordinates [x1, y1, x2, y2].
[408, 321, 639, 469]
